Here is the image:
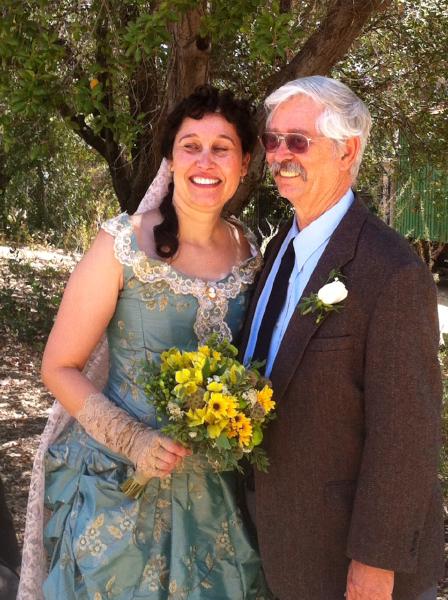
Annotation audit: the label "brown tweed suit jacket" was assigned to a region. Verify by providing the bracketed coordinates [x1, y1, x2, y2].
[240, 196, 444, 600]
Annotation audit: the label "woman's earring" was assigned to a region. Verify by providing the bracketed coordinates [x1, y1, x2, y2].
[240, 175, 245, 184]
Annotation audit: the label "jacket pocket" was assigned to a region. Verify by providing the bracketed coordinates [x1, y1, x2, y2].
[308, 335, 353, 352]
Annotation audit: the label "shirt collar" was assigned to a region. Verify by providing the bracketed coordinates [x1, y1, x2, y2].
[288, 188, 354, 272]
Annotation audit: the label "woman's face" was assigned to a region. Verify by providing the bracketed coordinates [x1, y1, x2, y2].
[169, 113, 250, 213]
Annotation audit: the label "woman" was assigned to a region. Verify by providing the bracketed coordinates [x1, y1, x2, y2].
[33, 86, 270, 599]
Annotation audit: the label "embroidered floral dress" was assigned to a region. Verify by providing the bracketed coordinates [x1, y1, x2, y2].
[43, 213, 270, 600]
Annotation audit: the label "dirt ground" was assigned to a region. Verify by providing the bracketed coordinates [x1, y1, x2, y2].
[0, 246, 447, 596]
[0, 246, 76, 547]
[0, 339, 53, 547]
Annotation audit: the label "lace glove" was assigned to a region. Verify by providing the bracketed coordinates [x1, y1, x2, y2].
[76, 393, 187, 479]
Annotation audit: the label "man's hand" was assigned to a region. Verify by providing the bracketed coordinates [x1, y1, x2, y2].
[346, 559, 394, 600]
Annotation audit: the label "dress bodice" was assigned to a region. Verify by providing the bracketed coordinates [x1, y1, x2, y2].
[101, 213, 262, 427]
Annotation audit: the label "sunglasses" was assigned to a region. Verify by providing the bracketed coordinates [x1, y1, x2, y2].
[260, 132, 316, 154]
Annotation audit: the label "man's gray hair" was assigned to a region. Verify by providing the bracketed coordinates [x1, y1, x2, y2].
[265, 75, 372, 178]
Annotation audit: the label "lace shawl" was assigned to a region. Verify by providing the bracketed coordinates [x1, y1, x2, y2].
[17, 337, 110, 600]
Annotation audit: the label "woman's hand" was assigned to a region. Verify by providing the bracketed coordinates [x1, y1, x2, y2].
[134, 430, 191, 478]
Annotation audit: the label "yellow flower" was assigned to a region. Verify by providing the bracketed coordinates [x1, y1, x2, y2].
[229, 413, 253, 447]
[174, 381, 198, 398]
[257, 385, 275, 413]
[237, 416, 253, 447]
[198, 345, 211, 357]
[162, 349, 184, 370]
[207, 350, 223, 372]
[206, 393, 238, 422]
[175, 369, 191, 384]
[207, 381, 223, 392]
[223, 395, 238, 418]
[192, 368, 203, 385]
[205, 393, 228, 421]
[90, 78, 99, 89]
[189, 351, 205, 368]
[207, 420, 228, 439]
[186, 407, 207, 426]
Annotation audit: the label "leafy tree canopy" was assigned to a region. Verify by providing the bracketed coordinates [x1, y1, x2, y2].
[0, 0, 446, 220]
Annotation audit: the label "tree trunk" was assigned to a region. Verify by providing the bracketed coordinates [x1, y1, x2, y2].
[126, 5, 211, 214]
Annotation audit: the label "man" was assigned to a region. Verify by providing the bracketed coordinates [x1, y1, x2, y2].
[241, 76, 443, 600]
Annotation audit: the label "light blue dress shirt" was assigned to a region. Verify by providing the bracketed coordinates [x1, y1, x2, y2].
[244, 189, 354, 376]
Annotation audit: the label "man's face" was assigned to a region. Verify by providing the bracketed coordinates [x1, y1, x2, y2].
[264, 95, 354, 213]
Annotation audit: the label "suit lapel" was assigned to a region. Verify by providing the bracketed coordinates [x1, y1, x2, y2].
[270, 197, 370, 401]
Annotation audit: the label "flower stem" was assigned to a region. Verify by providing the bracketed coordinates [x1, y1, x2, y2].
[120, 471, 149, 499]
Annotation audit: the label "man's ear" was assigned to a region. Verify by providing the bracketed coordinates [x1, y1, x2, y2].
[339, 137, 360, 172]
[241, 153, 250, 177]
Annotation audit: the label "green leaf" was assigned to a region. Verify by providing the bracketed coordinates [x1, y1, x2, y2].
[215, 433, 231, 450]
[252, 427, 263, 446]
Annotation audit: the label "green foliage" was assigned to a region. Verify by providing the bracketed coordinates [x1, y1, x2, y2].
[200, 0, 262, 40]
[248, 2, 297, 64]
[337, 0, 448, 209]
[0, 252, 68, 350]
[0, 114, 118, 251]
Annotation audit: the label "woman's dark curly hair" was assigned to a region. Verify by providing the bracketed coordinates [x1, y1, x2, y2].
[154, 85, 257, 259]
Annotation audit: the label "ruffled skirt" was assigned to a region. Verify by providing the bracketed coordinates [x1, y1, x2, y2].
[43, 423, 270, 600]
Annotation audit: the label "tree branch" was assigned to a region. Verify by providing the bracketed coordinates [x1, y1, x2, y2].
[58, 102, 107, 157]
[266, 0, 392, 93]
[57, 101, 132, 210]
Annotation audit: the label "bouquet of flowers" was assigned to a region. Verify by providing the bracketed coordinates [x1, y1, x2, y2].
[121, 335, 276, 499]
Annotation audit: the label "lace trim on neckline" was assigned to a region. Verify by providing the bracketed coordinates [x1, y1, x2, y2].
[102, 213, 262, 343]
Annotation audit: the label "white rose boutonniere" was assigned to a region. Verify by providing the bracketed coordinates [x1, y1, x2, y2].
[298, 270, 347, 325]
[317, 278, 348, 305]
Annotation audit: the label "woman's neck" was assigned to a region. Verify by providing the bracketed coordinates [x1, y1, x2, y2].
[174, 201, 224, 248]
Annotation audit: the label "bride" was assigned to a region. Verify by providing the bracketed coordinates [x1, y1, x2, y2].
[19, 85, 271, 599]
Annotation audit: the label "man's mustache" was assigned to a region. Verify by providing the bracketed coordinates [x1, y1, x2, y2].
[269, 160, 307, 181]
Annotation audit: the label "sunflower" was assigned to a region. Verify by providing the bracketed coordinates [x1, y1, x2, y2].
[206, 393, 229, 421]
[229, 413, 253, 447]
[257, 385, 275, 413]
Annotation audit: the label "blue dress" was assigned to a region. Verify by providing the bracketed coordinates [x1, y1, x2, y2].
[43, 213, 271, 600]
